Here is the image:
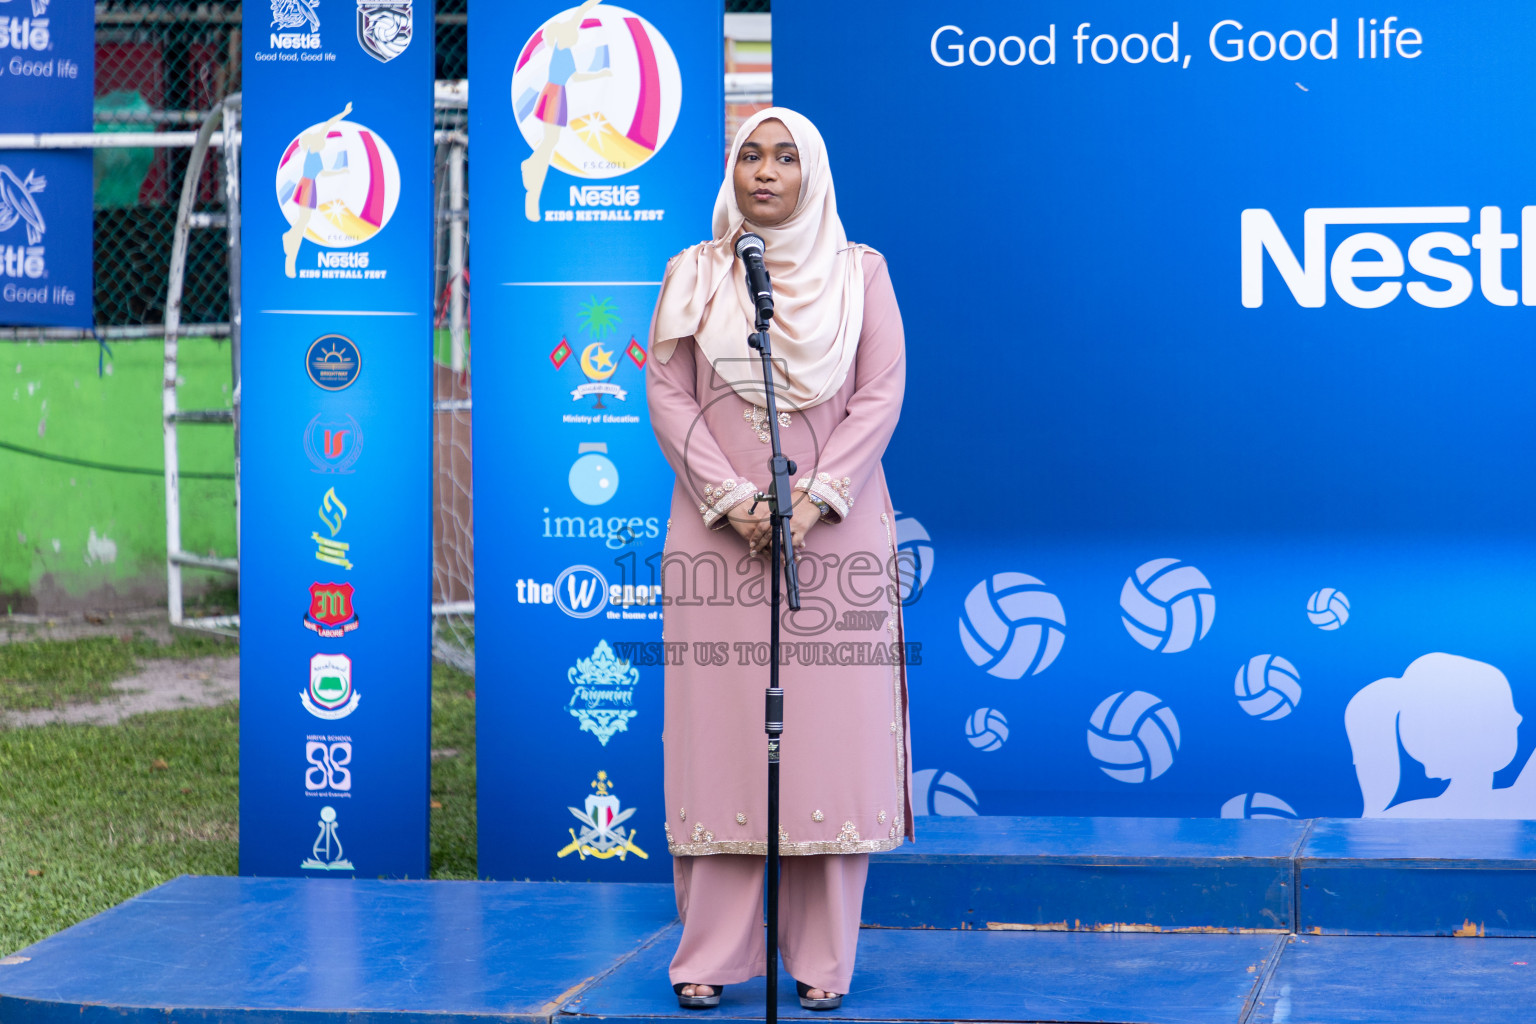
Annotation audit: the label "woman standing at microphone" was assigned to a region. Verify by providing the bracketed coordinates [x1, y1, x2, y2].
[647, 108, 913, 1011]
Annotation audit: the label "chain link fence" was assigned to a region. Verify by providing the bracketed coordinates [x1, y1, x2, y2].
[3, 3, 770, 667]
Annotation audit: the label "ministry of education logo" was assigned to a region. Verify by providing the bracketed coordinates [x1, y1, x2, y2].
[302, 652, 361, 719]
[557, 770, 647, 861]
[549, 296, 648, 411]
[356, 1, 412, 62]
[567, 639, 637, 745]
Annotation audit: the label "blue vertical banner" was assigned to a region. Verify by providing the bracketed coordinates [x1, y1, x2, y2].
[470, 0, 721, 881]
[0, 0, 93, 327]
[240, 1, 435, 877]
[777, 1, 1536, 822]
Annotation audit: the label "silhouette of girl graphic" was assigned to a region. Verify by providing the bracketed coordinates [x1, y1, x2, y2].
[280, 102, 354, 279]
[1345, 652, 1536, 817]
[520, 0, 612, 223]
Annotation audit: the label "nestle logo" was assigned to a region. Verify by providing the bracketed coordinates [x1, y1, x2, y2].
[1242, 205, 1536, 309]
[317, 251, 369, 269]
[570, 185, 640, 208]
[270, 32, 321, 49]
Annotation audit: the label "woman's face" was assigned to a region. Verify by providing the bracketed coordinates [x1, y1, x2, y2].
[733, 118, 801, 228]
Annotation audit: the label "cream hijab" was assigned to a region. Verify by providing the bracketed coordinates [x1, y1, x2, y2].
[650, 107, 870, 410]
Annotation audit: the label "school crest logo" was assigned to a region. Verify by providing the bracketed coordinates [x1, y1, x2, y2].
[356, 1, 412, 63]
[302, 653, 361, 720]
[557, 770, 647, 861]
[304, 582, 360, 637]
[304, 412, 363, 473]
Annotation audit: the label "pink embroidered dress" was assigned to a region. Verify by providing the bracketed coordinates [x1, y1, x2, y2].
[647, 250, 914, 857]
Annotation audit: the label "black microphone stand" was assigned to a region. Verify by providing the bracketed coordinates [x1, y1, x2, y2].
[747, 298, 799, 1024]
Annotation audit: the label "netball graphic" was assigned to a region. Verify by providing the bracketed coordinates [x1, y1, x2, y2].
[274, 104, 402, 278]
[512, 1, 683, 222]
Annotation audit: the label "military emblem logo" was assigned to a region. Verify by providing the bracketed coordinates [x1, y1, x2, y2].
[557, 770, 647, 860]
[302, 652, 361, 720]
[567, 639, 638, 745]
[356, 0, 412, 62]
[304, 582, 360, 637]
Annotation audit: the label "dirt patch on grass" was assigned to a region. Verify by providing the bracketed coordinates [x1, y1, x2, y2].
[1, 656, 237, 728]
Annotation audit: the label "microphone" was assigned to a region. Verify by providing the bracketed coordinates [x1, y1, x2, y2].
[735, 232, 774, 322]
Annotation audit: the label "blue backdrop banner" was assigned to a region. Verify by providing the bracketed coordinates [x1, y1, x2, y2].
[777, 1, 1536, 822]
[0, 0, 93, 327]
[239, 0, 435, 877]
[470, 0, 722, 881]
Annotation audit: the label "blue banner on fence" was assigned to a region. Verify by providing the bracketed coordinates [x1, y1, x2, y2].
[0, 0, 93, 328]
[239, 0, 435, 877]
[470, 0, 722, 881]
[777, 0, 1536, 822]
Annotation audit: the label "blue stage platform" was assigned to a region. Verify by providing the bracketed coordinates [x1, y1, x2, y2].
[4, 817, 1536, 1023]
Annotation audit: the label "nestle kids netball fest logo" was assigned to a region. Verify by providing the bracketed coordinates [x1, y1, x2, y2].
[274, 103, 402, 279]
[513, 1, 683, 222]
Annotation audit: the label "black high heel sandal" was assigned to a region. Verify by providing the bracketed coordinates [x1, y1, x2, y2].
[673, 982, 725, 1009]
[796, 980, 843, 1011]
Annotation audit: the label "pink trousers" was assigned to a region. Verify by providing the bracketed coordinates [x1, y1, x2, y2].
[669, 853, 869, 994]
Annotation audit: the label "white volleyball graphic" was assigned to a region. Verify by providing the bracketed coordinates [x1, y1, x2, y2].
[964, 707, 1009, 751]
[1234, 654, 1302, 721]
[958, 572, 1066, 679]
[912, 768, 980, 815]
[1220, 792, 1299, 820]
[894, 511, 935, 604]
[1087, 690, 1180, 783]
[1120, 558, 1215, 653]
[1307, 588, 1350, 630]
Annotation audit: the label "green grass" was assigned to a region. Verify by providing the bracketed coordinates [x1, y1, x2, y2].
[0, 632, 234, 711]
[0, 703, 240, 953]
[0, 639, 479, 955]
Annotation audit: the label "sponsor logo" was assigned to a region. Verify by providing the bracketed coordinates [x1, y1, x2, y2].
[304, 581, 360, 637]
[276, 106, 399, 278]
[306, 334, 362, 391]
[567, 640, 639, 746]
[303, 652, 360, 720]
[305, 735, 353, 796]
[301, 805, 355, 871]
[0, 5, 50, 51]
[0, 165, 47, 284]
[312, 487, 352, 570]
[269, 0, 322, 49]
[568, 442, 619, 506]
[356, 0, 412, 63]
[549, 296, 647, 413]
[1242, 205, 1536, 309]
[570, 184, 640, 207]
[541, 507, 660, 549]
[557, 770, 648, 860]
[304, 412, 363, 473]
[513, 4, 682, 221]
[517, 564, 609, 618]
